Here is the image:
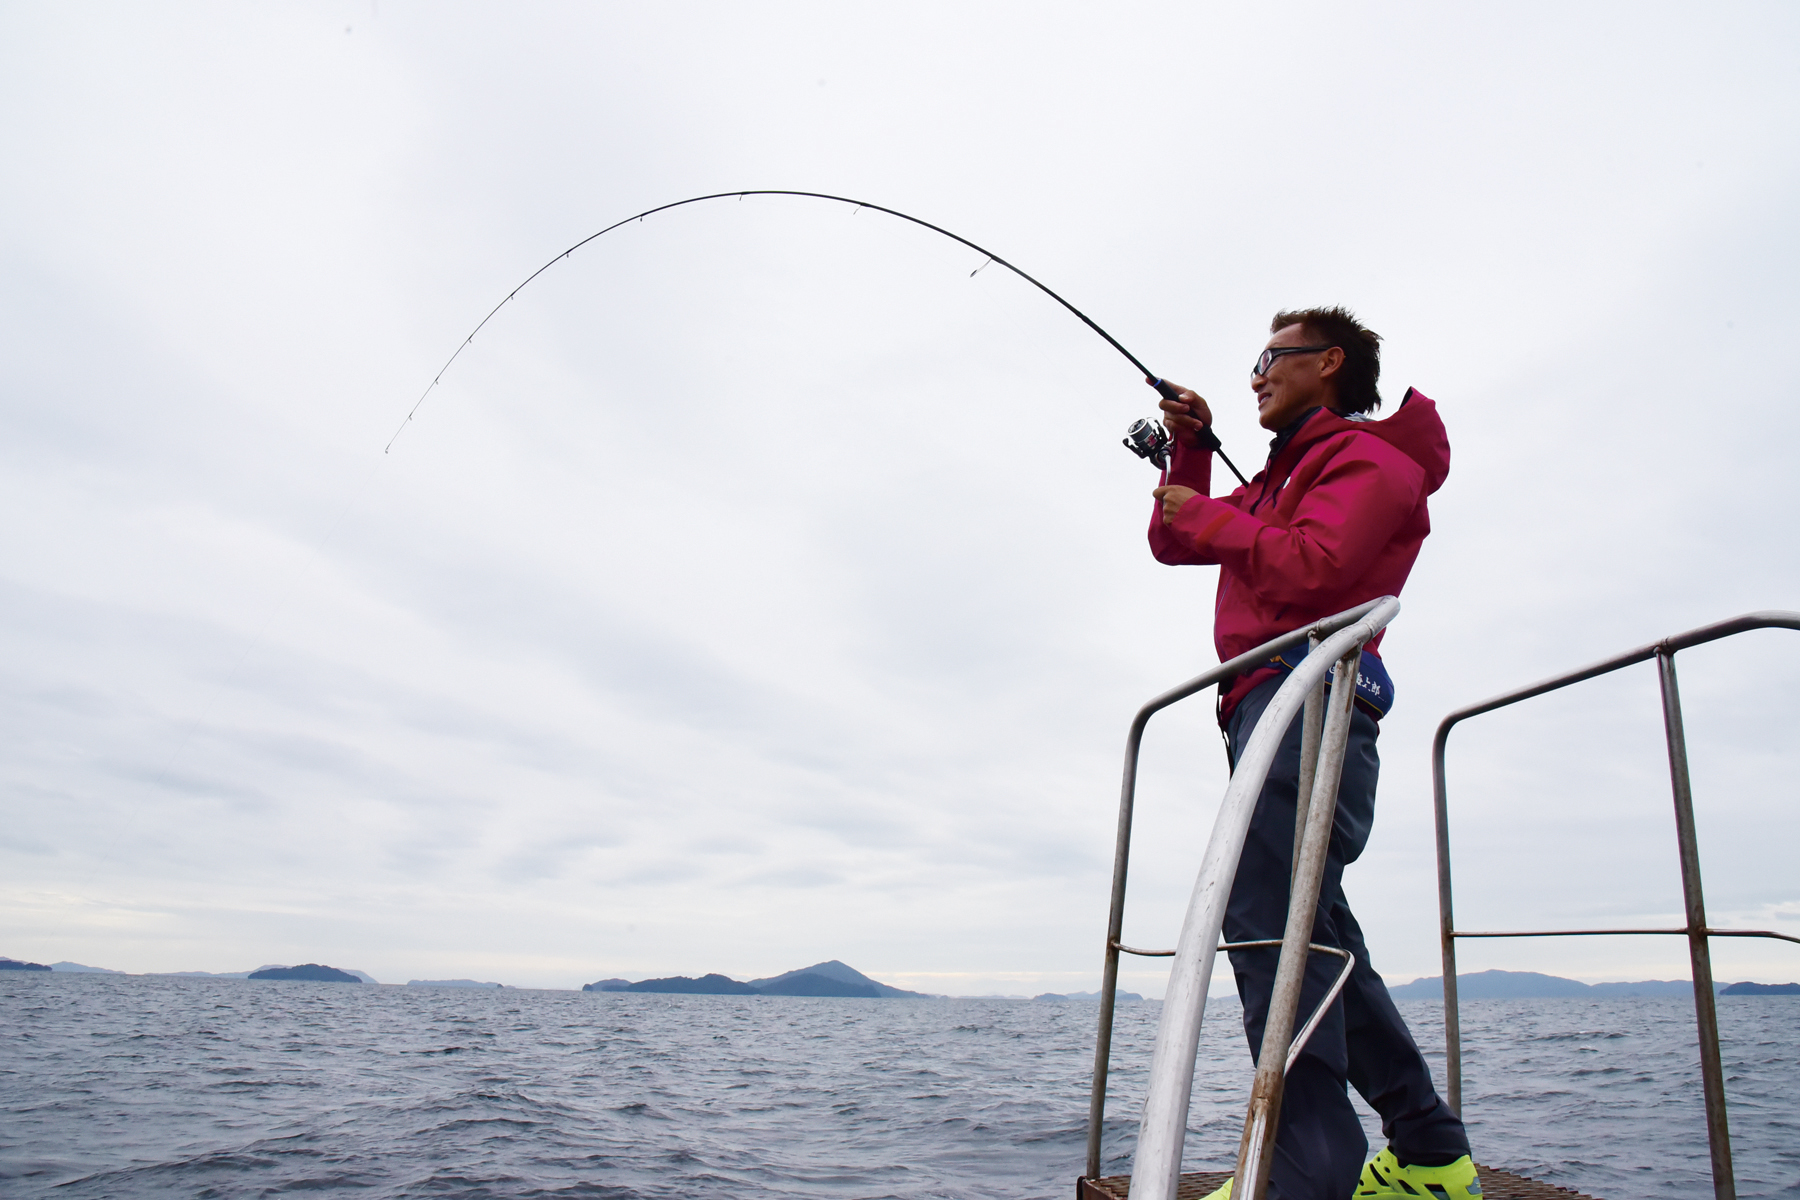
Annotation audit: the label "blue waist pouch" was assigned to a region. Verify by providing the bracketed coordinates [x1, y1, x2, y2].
[1265, 646, 1395, 719]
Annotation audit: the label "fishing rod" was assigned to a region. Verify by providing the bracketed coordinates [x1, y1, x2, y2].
[389, 189, 1250, 487]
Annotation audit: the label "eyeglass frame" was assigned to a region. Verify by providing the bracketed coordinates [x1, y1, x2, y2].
[1253, 345, 1333, 377]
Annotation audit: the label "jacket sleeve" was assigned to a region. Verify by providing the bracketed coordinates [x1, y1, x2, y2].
[1147, 436, 1233, 565]
[1160, 436, 1423, 604]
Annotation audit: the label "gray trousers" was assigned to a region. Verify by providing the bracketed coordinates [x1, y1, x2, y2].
[1224, 675, 1469, 1200]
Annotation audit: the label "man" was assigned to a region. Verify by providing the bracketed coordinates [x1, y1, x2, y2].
[1146, 308, 1476, 1200]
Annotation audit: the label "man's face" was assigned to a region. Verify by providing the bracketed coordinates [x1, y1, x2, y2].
[1252, 324, 1344, 431]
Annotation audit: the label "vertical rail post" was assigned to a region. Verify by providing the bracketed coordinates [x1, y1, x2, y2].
[1431, 723, 1463, 1114]
[1292, 633, 1324, 885]
[1656, 650, 1735, 1200]
[1087, 713, 1152, 1181]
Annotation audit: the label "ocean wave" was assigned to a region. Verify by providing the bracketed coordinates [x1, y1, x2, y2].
[1, 979, 1794, 1198]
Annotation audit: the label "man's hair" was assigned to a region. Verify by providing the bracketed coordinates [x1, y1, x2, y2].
[1271, 306, 1383, 414]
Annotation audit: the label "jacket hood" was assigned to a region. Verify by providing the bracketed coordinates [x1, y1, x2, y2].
[1287, 387, 1450, 495]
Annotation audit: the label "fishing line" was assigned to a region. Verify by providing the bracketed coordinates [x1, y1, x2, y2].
[388, 189, 1250, 487]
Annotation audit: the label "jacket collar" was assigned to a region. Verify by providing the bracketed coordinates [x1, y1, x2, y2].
[1266, 407, 1325, 463]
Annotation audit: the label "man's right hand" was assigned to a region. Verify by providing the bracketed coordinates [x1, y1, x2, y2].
[1150, 377, 1214, 446]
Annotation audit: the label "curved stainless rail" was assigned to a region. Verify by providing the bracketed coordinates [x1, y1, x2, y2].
[1432, 610, 1800, 1200]
[1081, 597, 1400, 1200]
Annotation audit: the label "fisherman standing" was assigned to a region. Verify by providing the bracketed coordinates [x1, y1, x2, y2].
[1146, 308, 1478, 1200]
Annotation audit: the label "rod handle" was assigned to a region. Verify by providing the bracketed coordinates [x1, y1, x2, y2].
[1149, 377, 1222, 451]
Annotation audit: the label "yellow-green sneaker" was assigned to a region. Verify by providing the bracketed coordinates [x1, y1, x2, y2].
[1354, 1149, 1482, 1199]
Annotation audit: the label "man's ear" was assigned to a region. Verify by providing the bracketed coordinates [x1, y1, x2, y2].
[1317, 346, 1346, 379]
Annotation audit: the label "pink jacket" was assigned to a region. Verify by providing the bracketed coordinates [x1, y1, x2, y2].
[1148, 388, 1450, 724]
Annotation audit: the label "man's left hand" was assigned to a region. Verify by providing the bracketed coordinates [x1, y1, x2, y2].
[1153, 485, 1199, 524]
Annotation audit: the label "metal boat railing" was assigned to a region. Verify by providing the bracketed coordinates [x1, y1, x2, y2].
[1432, 610, 1800, 1200]
[1084, 597, 1401, 1200]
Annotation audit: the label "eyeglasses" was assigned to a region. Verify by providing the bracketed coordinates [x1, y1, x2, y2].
[1253, 345, 1332, 377]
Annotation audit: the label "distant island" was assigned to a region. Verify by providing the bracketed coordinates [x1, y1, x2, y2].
[248, 963, 362, 982]
[584, 960, 929, 998]
[1721, 981, 1800, 995]
[1388, 969, 1799, 1000]
[11, 955, 1793, 997]
[407, 979, 504, 988]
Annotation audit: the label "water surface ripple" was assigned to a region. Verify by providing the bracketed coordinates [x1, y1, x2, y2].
[2, 974, 1793, 1198]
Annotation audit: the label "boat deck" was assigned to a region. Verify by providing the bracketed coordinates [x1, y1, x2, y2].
[1077, 1166, 1599, 1200]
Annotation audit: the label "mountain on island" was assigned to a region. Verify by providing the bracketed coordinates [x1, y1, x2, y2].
[749, 960, 925, 997]
[0, 957, 51, 971]
[1390, 970, 1589, 999]
[1720, 981, 1800, 995]
[249, 963, 362, 982]
[1036, 989, 1143, 1002]
[621, 972, 760, 995]
[181, 965, 381, 983]
[583, 960, 928, 998]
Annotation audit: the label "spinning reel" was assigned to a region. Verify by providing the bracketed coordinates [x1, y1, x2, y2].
[1122, 418, 1173, 472]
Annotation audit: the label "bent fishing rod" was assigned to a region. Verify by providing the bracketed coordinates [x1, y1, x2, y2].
[390, 189, 1249, 487]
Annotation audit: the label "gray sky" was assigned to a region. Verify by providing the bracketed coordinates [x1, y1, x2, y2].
[2, 2, 1797, 996]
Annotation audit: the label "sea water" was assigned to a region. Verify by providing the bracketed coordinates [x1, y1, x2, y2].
[2, 972, 1794, 1198]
